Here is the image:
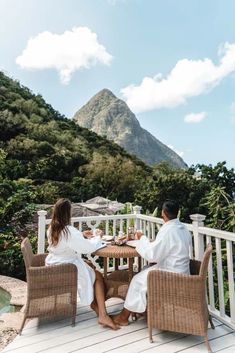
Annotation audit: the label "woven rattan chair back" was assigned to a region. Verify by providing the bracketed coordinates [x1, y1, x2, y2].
[147, 243, 213, 352]
[21, 237, 34, 269]
[199, 244, 213, 278]
[189, 244, 213, 277]
[19, 237, 77, 335]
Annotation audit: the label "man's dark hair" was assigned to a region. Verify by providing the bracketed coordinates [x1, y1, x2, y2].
[162, 200, 179, 219]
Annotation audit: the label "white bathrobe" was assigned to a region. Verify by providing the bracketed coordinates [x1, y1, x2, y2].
[45, 225, 102, 306]
[124, 218, 192, 313]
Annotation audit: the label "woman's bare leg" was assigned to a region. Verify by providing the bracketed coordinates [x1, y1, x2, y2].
[93, 270, 119, 330]
[90, 299, 99, 316]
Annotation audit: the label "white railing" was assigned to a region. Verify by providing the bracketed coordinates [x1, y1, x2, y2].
[37, 208, 235, 330]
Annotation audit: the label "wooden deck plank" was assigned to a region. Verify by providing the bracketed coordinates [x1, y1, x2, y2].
[3, 303, 123, 351]
[174, 331, 235, 353]
[11, 300, 122, 341]
[216, 343, 235, 353]
[136, 325, 233, 353]
[79, 331, 185, 353]
[1, 298, 235, 353]
[35, 320, 148, 353]
[102, 321, 223, 353]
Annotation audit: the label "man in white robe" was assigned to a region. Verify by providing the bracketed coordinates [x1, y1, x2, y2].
[113, 200, 192, 325]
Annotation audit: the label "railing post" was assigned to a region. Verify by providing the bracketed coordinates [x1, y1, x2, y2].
[37, 210, 47, 254]
[133, 205, 142, 230]
[190, 213, 206, 260]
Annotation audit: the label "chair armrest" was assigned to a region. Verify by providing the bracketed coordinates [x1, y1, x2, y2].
[27, 263, 77, 291]
[147, 270, 205, 302]
[32, 254, 48, 267]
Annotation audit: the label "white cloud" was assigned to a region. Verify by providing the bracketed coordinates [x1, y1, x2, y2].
[184, 111, 208, 123]
[167, 144, 184, 157]
[16, 27, 112, 84]
[121, 42, 235, 113]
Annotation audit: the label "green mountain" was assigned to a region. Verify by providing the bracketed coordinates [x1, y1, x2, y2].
[73, 89, 187, 168]
[0, 72, 151, 204]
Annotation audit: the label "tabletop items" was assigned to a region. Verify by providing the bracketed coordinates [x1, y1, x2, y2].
[100, 227, 143, 246]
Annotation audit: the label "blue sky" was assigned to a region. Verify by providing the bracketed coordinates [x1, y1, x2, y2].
[1, 0, 235, 168]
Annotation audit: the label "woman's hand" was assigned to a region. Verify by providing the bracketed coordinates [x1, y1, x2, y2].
[83, 229, 104, 238]
[94, 229, 104, 237]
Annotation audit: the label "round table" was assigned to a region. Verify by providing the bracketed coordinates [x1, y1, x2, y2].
[94, 244, 142, 300]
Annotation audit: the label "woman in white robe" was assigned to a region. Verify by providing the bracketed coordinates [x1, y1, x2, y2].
[112, 200, 192, 326]
[45, 198, 119, 330]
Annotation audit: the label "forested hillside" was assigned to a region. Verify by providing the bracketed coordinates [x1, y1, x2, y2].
[0, 71, 151, 207]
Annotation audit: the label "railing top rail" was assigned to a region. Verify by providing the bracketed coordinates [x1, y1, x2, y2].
[198, 226, 235, 242]
[45, 213, 137, 225]
[41, 211, 235, 240]
[136, 214, 164, 224]
[136, 214, 194, 231]
[184, 223, 194, 231]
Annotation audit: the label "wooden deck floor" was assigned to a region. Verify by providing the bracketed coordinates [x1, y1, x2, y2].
[2, 299, 235, 353]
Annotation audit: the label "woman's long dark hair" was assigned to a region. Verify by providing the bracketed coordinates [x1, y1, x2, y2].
[49, 198, 71, 246]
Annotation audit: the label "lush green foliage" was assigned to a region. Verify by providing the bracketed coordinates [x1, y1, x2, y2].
[136, 161, 235, 230]
[0, 231, 37, 280]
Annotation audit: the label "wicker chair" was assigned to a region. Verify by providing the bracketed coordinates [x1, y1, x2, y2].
[19, 237, 77, 334]
[147, 244, 213, 352]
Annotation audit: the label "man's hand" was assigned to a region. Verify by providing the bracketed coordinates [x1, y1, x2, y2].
[135, 230, 143, 240]
[83, 230, 93, 238]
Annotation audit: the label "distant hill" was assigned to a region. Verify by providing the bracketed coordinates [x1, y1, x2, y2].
[0, 72, 151, 203]
[73, 89, 187, 168]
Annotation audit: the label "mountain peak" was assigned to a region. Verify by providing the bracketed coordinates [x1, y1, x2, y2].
[73, 89, 187, 168]
[95, 88, 116, 99]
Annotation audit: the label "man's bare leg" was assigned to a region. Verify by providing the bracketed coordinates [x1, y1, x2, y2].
[111, 308, 131, 326]
[90, 299, 99, 316]
[93, 270, 120, 330]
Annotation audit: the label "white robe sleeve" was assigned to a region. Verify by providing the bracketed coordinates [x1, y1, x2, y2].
[136, 229, 169, 263]
[68, 227, 102, 254]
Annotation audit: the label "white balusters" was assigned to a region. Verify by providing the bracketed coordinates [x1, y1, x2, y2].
[147, 222, 150, 239]
[150, 222, 155, 240]
[120, 219, 123, 233]
[126, 218, 130, 234]
[105, 220, 109, 235]
[143, 221, 146, 237]
[37, 210, 47, 254]
[113, 219, 116, 237]
[206, 236, 215, 311]
[226, 240, 235, 323]
[215, 237, 225, 317]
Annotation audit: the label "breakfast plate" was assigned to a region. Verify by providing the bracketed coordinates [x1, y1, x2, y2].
[126, 240, 139, 248]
